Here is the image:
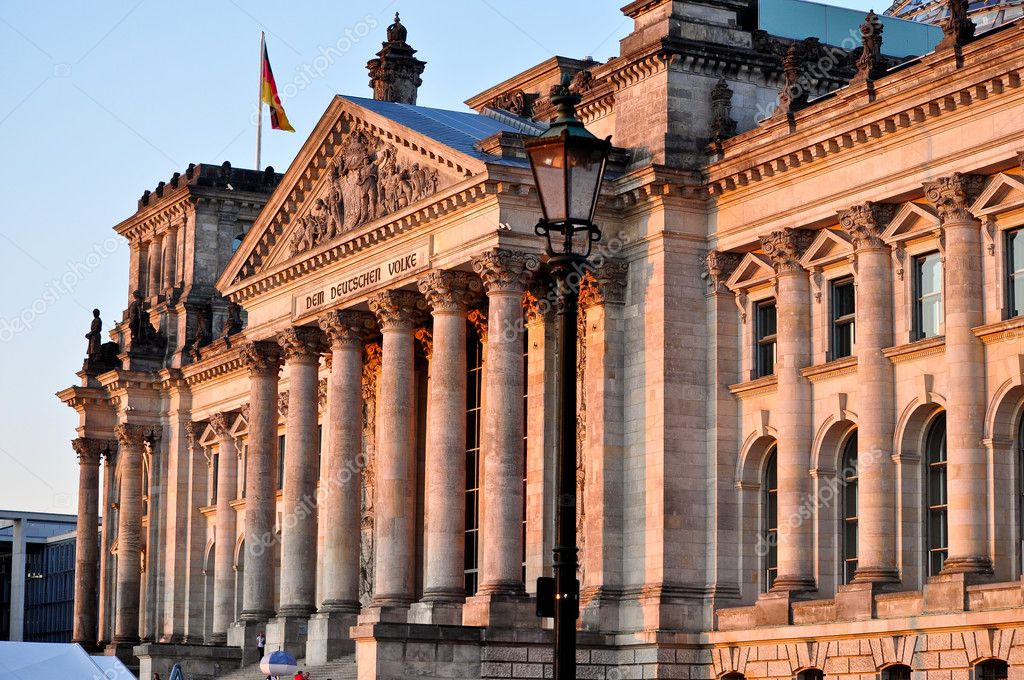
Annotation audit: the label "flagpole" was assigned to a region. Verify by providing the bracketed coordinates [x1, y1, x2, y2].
[255, 31, 265, 171]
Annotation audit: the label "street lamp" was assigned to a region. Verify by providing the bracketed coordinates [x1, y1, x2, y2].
[525, 77, 611, 680]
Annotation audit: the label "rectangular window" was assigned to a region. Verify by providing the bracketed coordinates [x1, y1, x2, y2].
[755, 300, 777, 378]
[241, 445, 248, 499]
[1007, 228, 1024, 318]
[317, 424, 323, 481]
[913, 252, 943, 340]
[210, 452, 219, 505]
[277, 434, 286, 491]
[464, 326, 484, 596]
[830, 277, 856, 360]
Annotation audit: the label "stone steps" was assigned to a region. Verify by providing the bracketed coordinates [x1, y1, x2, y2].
[214, 655, 357, 680]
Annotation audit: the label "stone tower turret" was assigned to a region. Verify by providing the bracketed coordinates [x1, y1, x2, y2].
[366, 12, 426, 104]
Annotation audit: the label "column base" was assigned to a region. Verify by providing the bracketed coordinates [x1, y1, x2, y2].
[580, 586, 622, 633]
[941, 556, 994, 575]
[462, 592, 537, 628]
[206, 631, 228, 645]
[852, 566, 901, 584]
[266, 614, 311, 660]
[357, 603, 411, 624]
[924, 571, 995, 612]
[409, 599, 464, 625]
[135, 641, 241, 680]
[227, 619, 267, 666]
[752, 589, 816, 626]
[306, 610, 358, 665]
[835, 580, 897, 621]
[769, 574, 817, 593]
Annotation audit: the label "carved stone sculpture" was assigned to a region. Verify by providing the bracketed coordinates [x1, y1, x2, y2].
[710, 78, 738, 145]
[852, 11, 886, 83]
[938, 0, 975, 50]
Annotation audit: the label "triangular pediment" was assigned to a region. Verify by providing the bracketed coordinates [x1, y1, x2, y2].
[218, 95, 504, 295]
[726, 252, 775, 291]
[971, 172, 1024, 217]
[800, 228, 853, 269]
[882, 202, 939, 243]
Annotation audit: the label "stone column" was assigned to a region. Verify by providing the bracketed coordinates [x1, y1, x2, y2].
[307, 311, 373, 663]
[268, 327, 326, 658]
[464, 249, 539, 626]
[364, 290, 425, 620]
[409, 270, 477, 624]
[71, 437, 107, 647]
[760, 229, 816, 593]
[162, 226, 178, 294]
[232, 340, 282, 660]
[98, 448, 116, 644]
[147, 234, 163, 299]
[839, 203, 899, 585]
[925, 173, 991, 575]
[112, 423, 148, 645]
[210, 413, 239, 643]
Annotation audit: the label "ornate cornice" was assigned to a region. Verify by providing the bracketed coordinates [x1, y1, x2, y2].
[760, 228, 815, 272]
[277, 326, 327, 362]
[238, 341, 283, 377]
[319, 310, 376, 350]
[367, 289, 427, 331]
[417, 270, 480, 314]
[923, 173, 985, 224]
[471, 248, 540, 294]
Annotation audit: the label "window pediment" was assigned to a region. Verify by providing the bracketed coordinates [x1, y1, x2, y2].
[882, 202, 939, 244]
[970, 172, 1024, 217]
[799, 228, 853, 269]
[726, 252, 775, 292]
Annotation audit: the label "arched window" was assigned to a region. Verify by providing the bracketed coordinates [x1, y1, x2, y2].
[977, 660, 1008, 680]
[842, 431, 859, 584]
[764, 446, 778, 591]
[882, 665, 912, 680]
[797, 669, 824, 680]
[926, 413, 948, 576]
[722, 673, 745, 680]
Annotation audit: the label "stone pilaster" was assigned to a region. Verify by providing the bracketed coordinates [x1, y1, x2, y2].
[98, 447, 117, 645]
[464, 249, 539, 627]
[209, 413, 238, 644]
[112, 423, 149, 645]
[760, 228, 816, 594]
[410, 270, 478, 624]
[71, 437, 108, 647]
[924, 173, 991, 575]
[162, 226, 178, 294]
[839, 202, 900, 585]
[365, 290, 427, 620]
[147, 233, 163, 299]
[578, 260, 628, 632]
[236, 341, 283, 622]
[307, 310, 374, 663]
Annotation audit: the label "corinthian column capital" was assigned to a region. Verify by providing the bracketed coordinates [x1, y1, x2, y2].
[72, 437, 108, 465]
[114, 423, 148, 448]
[760, 228, 815, 273]
[704, 250, 741, 292]
[277, 326, 327, 362]
[238, 340, 283, 376]
[318, 309, 376, 350]
[471, 248, 540, 294]
[923, 173, 985, 224]
[367, 289, 427, 331]
[838, 202, 896, 250]
[417, 270, 480, 314]
[579, 258, 629, 309]
[209, 412, 233, 438]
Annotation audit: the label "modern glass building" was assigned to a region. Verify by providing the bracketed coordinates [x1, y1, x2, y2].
[886, 0, 1024, 34]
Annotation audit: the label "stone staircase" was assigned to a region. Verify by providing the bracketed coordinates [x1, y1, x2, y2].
[213, 655, 357, 680]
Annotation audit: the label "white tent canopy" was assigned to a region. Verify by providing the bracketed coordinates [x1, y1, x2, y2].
[0, 641, 138, 680]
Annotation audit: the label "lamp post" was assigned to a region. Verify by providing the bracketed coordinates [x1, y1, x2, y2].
[525, 78, 611, 680]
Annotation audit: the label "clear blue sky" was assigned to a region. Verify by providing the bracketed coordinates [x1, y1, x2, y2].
[0, 0, 874, 514]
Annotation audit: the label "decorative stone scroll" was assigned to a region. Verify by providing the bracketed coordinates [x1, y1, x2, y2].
[277, 326, 327, 362]
[289, 129, 443, 256]
[838, 201, 895, 249]
[705, 250, 742, 292]
[209, 412, 232, 438]
[318, 310, 377, 350]
[417, 270, 480, 314]
[760, 228, 815, 272]
[578, 259, 628, 309]
[923, 173, 985, 224]
[414, 327, 433, 361]
[471, 248, 541, 294]
[238, 341, 283, 377]
[72, 437, 110, 466]
[277, 392, 289, 419]
[367, 290, 428, 331]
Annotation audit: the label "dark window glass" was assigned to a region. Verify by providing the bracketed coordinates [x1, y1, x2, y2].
[764, 447, 778, 591]
[317, 424, 323, 481]
[755, 300, 778, 378]
[464, 324, 484, 595]
[830, 278, 856, 359]
[913, 252, 943, 339]
[841, 432, 858, 584]
[978, 660, 1008, 680]
[211, 452, 219, 505]
[1007, 229, 1024, 318]
[883, 666, 912, 680]
[798, 669, 824, 680]
[241, 445, 248, 499]
[277, 434, 286, 491]
[926, 413, 948, 576]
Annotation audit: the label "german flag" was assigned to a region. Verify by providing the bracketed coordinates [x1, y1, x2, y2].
[261, 42, 294, 132]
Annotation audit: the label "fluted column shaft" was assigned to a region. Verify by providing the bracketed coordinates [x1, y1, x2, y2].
[418, 271, 475, 602]
[761, 230, 816, 593]
[318, 311, 372, 611]
[161, 227, 178, 293]
[472, 250, 538, 595]
[147, 235, 163, 298]
[368, 290, 424, 607]
[840, 205, 899, 583]
[113, 424, 147, 643]
[72, 438, 105, 645]
[211, 414, 239, 641]
[239, 341, 282, 621]
[926, 174, 991, 574]
[277, 327, 326, 616]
